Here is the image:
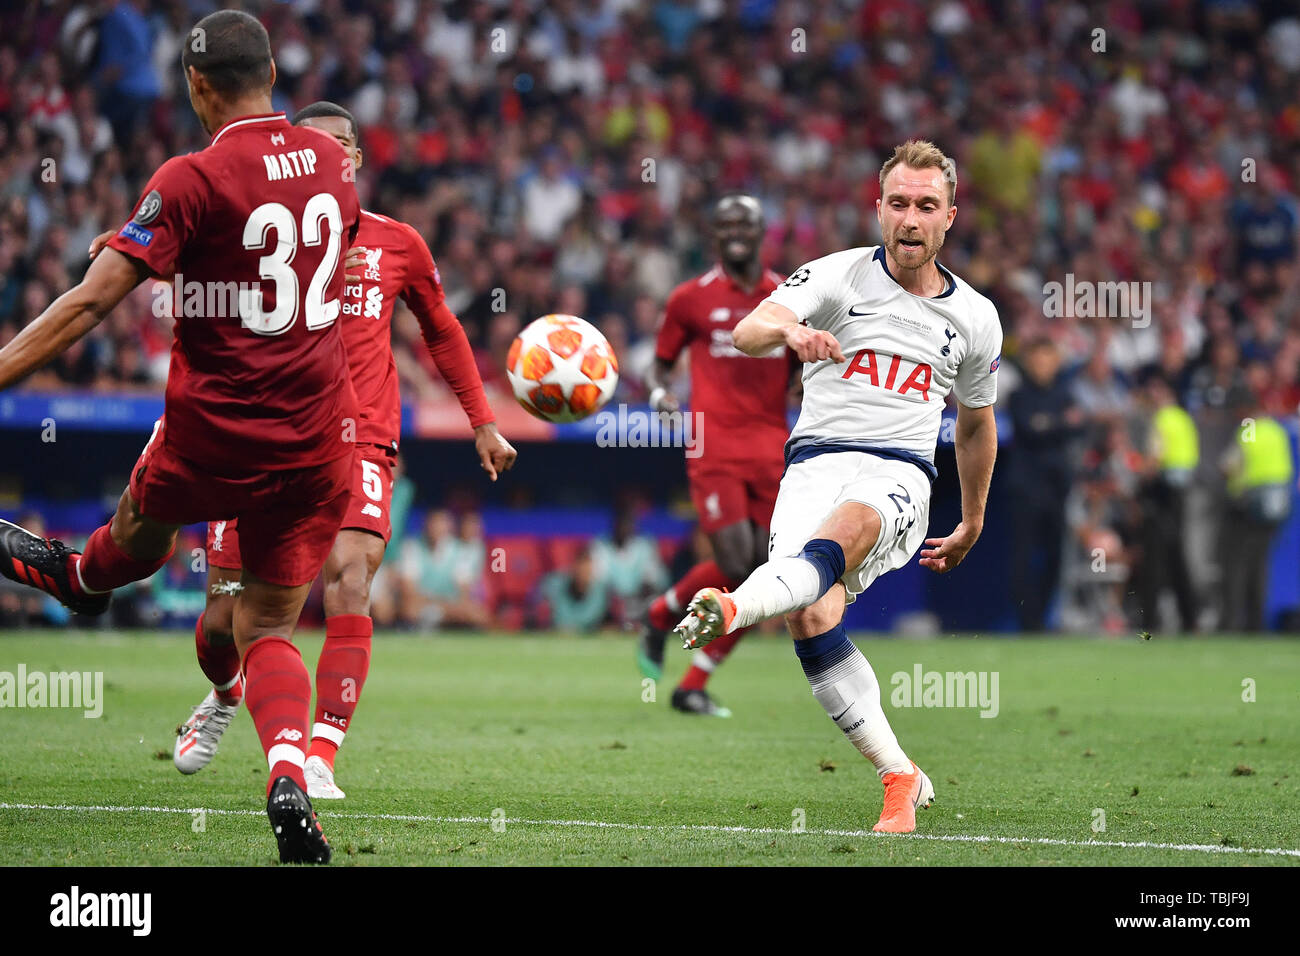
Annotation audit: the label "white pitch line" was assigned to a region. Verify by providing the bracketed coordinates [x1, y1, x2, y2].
[1, 802, 1296, 858]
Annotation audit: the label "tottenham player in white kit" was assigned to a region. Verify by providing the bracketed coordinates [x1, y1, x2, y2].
[674, 141, 1002, 833]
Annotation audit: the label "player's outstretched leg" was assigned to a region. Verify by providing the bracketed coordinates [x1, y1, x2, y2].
[0, 489, 176, 616]
[0, 520, 111, 615]
[789, 586, 933, 834]
[174, 566, 244, 773]
[675, 501, 885, 648]
[305, 529, 383, 800]
[674, 536, 846, 650]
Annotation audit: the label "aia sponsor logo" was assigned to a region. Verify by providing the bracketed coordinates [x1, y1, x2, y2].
[840, 348, 933, 401]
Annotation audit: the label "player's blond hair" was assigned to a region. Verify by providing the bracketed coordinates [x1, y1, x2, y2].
[879, 140, 957, 207]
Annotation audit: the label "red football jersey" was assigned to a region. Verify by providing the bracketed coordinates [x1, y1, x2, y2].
[107, 113, 360, 471]
[656, 265, 792, 466]
[343, 210, 494, 450]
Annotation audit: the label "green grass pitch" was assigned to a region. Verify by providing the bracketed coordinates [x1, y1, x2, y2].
[0, 630, 1297, 866]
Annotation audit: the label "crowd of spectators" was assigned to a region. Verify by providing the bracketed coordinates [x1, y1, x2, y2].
[2, 1, 1300, 631]
[376, 502, 672, 632]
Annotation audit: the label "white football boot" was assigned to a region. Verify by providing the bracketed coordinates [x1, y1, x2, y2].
[174, 690, 239, 774]
[304, 754, 347, 800]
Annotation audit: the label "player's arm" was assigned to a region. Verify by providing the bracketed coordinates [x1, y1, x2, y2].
[0, 246, 147, 390]
[733, 301, 844, 362]
[394, 237, 517, 480]
[920, 401, 997, 574]
[648, 292, 691, 414]
[645, 357, 680, 414]
[88, 229, 116, 259]
[735, 257, 843, 362]
[422, 303, 516, 481]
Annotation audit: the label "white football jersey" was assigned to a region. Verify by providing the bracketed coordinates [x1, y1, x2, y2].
[763, 246, 1003, 477]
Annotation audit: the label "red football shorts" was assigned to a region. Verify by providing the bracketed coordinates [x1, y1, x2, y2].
[340, 444, 398, 543]
[688, 455, 784, 535]
[127, 417, 351, 587]
[206, 517, 243, 572]
[205, 443, 396, 577]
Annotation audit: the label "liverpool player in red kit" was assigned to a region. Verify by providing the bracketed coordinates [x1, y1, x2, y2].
[0, 12, 359, 863]
[171, 102, 516, 799]
[638, 195, 792, 716]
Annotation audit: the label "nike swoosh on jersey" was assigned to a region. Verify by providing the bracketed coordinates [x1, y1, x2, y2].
[832, 703, 854, 721]
[847, 305, 878, 317]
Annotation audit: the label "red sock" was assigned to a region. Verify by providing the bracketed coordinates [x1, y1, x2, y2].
[242, 636, 311, 795]
[678, 627, 747, 690]
[75, 524, 173, 594]
[307, 614, 372, 770]
[194, 612, 242, 706]
[648, 560, 735, 631]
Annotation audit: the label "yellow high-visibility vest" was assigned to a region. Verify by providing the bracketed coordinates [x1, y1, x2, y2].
[1228, 416, 1294, 499]
[1153, 405, 1199, 474]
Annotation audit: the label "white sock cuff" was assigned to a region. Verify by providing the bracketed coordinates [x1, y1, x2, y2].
[312, 722, 346, 746]
[266, 743, 306, 772]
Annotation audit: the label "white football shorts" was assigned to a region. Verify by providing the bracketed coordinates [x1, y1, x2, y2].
[768, 451, 932, 603]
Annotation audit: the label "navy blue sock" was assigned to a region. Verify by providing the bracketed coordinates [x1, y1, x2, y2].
[797, 538, 846, 598]
[793, 622, 853, 681]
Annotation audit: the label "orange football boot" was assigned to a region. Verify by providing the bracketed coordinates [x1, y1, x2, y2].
[873, 761, 935, 833]
[673, 587, 736, 650]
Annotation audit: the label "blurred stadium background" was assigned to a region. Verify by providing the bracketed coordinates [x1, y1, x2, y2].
[2, 0, 1299, 637]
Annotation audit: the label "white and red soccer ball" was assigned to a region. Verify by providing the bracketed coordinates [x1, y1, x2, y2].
[506, 314, 619, 423]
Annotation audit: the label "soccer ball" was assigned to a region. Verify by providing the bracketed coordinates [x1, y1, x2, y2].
[506, 314, 619, 423]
